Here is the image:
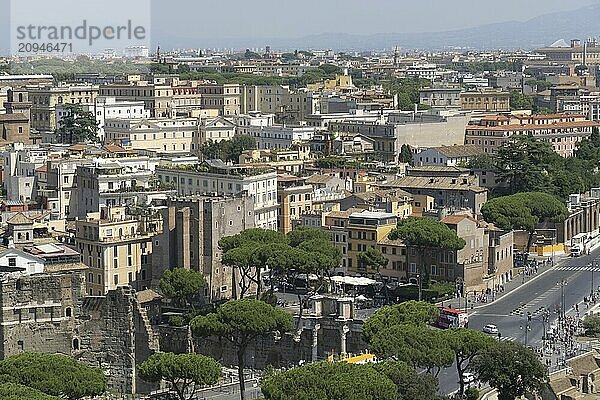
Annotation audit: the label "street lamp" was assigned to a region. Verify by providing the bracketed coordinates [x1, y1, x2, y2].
[417, 273, 422, 302]
[591, 262, 597, 300]
[557, 279, 567, 327]
[520, 311, 532, 346]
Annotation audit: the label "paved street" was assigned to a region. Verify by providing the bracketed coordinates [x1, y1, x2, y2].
[438, 249, 600, 394]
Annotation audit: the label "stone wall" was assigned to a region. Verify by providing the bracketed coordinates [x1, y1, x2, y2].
[76, 286, 159, 395]
[189, 316, 367, 369]
[0, 271, 85, 359]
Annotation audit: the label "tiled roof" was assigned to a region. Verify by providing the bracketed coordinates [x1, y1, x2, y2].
[0, 113, 28, 122]
[7, 212, 32, 225]
[435, 145, 485, 158]
[305, 174, 335, 184]
[441, 214, 477, 225]
[383, 176, 486, 193]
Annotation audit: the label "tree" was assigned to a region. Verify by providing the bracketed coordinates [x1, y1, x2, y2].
[362, 300, 439, 342]
[138, 352, 221, 400]
[191, 299, 292, 400]
[444, 328, 496, 397]
[358, 247, 388, 273]
[495, 135, 561, 195]
[583, 315, 600, 337]
[287, 226, 331, 247]
[471, 341, 548, 400]
[399, 144, 413, 163]
[373, 361, 441, 400]
[509, 90, 534, 111]
[54, 104, 99, 144]
[159, 268, 207, 309]
[388, 217, 466, 290]
[199, 135, 257, 164]
[261, 361, 397, 400]
[481, 192, 568, 254]
[0, 383, 59, 400]
[370, 324, 453, 377]
[220, 228, 287, 298]
[0, 352, 107, 400]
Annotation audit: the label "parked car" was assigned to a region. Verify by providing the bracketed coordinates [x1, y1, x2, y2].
[482, 324, 499, 334]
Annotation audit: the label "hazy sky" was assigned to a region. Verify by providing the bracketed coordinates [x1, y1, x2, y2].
[0, 0, 597, 53]
[151, 0, 596, 39]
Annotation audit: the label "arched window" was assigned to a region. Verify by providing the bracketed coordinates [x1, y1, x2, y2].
[65, 307, 72, 317]
[72, 338, 80, 350]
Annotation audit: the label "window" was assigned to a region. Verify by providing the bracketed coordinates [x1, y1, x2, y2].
[409, 263, 416, 273]
[113, 275, 119, 285]
[8, 257, 16, 267]
[65, 307, 72, 317]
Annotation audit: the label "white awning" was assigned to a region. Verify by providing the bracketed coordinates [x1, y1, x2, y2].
[330, 276, 377, 286]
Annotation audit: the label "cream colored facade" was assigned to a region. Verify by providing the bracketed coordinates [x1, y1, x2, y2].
[460, 91, 509, 112]
[104, 117, 198, 153]
[278, 184, 313, 234]
[29, 84, 99, 132]
[75, 207, 155, 296]
[198, 116, 236, 144]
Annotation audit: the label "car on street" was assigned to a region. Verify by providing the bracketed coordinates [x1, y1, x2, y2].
[462, 372, 476, 385]
[482, 324, 499, 334]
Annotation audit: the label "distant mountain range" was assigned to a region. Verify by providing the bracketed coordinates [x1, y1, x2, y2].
[155, 4, 600, 51]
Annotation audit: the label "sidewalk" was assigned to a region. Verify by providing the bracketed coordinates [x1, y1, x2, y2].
[441, 254, 571, 311]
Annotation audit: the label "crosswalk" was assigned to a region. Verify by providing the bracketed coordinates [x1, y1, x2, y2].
[509, 286, 560, 316]
[555, 266, 600, 272]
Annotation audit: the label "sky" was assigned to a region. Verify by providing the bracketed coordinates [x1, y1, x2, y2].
[150, 0, 596, 39]
[0, 0, 597, 54]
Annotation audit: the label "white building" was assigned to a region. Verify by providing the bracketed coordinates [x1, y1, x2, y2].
[199, 116, 236, 144]
[246, 125, 315, 150]
[156, 160, 279, 230]
[414, 145, 485, 167]
[56, 97, 149, 143]
[2, 144, 48, 203]
[0, 248, 44, 275]
[406, 63, 437, 81]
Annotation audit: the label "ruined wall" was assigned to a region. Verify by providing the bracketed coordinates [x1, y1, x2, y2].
[189, 317, 367, 369]
[0, 271, 85, 359]
[76, 287, 159, 395]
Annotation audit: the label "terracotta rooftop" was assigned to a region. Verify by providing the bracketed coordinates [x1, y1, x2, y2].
[441, 215, 477, 225]
[7, 212, 33, 225]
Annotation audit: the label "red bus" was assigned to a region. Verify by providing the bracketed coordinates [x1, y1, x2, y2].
[435, 307, 468, 329]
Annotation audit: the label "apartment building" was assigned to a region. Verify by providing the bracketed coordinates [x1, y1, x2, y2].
[339, 189, 413, 218]
[29, 84, 99, 133]
[58, 97, 149, 143]
[104, 117, 199, 154]
[382, 175, 488, 215]
[198, 116, 236, 144]
[75, 162, 167, 219]
[197, 83, 241, 116]
[2, 143, 48, 203]
[419, 88, 462, 108]
[1, 88, 33, 144]
[465, 113, 600, 157]
[415, 145, 484, 167]
[99, 81, 173, 117]
[246, 125, 315, 150]
[156, 160, 279, 230]
[240, 85, 317, 122]
[346, 211, 398, 278]
[45, 158, 92, 220]
[277, 175, 313, 234]
[460, 90, 510, 112]
[75, 207, 157, 296]
[152, 195, 254, 300]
